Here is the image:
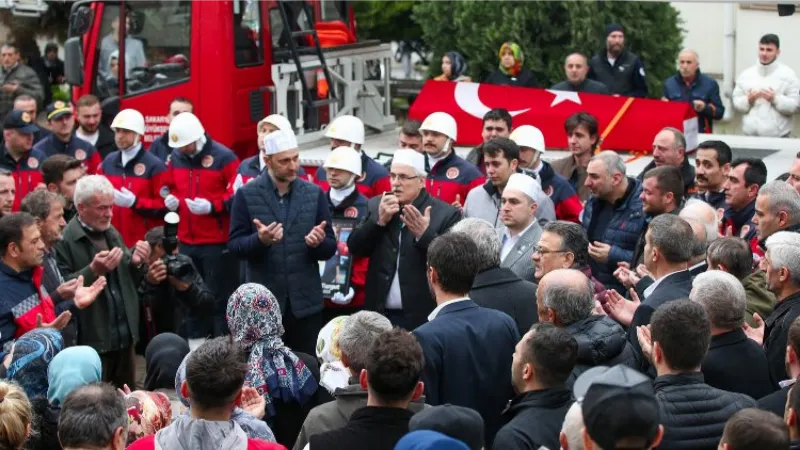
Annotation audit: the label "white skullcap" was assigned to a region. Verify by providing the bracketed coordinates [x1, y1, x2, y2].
[391, 149, 427, 176]
[262, 129, 298, 156]
[505, 173, 542, 202]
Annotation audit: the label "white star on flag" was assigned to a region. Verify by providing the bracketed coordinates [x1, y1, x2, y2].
[546, 90, 582, 107]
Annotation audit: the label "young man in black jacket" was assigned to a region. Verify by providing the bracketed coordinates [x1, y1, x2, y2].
[494, 323, 576, 450]
[638, 300, 756, 449]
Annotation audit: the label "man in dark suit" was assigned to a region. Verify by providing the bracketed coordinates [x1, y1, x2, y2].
[412, 232, 520, 448]
[605, 214, 694, 365]
[348, 149, 461, 329]
[690, 270, 775, 399]
[758, 315, 800, 417]
[452, 217, 538, 336]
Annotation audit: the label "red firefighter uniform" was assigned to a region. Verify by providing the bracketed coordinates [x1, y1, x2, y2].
[324, 189, 369, 310]
[98, 147, 168, 247]
[426, 151, 485, 205]
[34, 133, 102, 174]
[0, 146, 46, 212]
[315, 151, 391, 198]
[162, 136, 239, 245]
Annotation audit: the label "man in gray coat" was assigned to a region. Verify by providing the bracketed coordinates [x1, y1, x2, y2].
[499, 173, 543, 282]
[0, 43, 44, 119]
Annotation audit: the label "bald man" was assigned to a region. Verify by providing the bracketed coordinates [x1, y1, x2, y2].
[551, 53, 610, 94]
[662, 49, 724, 133]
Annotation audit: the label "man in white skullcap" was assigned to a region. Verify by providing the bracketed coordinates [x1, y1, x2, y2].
[348, 149, 463, 329]
[229, 129, 337, 355]
[499, 173, 543, 282]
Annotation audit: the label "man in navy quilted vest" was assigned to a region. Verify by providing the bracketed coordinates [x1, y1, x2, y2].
[229, 129, 336, 355]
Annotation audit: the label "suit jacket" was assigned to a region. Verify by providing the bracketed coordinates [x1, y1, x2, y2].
[499, 221, 542, 283]
[629, 270, 693, 365]
[413, 299, 520, 447]
[348, 190, 461, 329]
[702, 329, 776, 399]
[469, 266, 538, 336]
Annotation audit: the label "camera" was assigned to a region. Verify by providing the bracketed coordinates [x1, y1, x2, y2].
[162, 212, 193, 280]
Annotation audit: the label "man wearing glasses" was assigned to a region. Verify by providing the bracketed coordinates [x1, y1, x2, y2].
[348, 149, 462, 330]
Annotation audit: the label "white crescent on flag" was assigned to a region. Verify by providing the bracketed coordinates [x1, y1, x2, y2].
[454, 82, 531, 119]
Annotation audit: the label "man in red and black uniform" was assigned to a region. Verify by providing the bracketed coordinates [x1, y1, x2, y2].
[98, 109, 167, 247]
[35, 101, 102, 174]
[314, 115, 390, 198]
[161, 112, 239, 339]
[0, 109, 46, 211]
[721, 158, 767, 255]
[419, 112, 484, 206]
[147, 97, 193, 163]
[320, 146, 368, 321]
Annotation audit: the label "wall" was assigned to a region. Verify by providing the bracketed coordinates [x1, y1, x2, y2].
[671, 2, 800, 135]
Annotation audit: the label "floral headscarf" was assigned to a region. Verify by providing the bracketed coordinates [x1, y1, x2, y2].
[498, 42, 524, 77]
[445, 51, 468, 81]
[316, 316, 350, 395]
[8, 329, 64, 399]
[124, 390, 172, 445]
[226, 283, 318, 417]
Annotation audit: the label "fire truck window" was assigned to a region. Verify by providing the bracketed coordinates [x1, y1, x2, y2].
[116, 1, 191, 97]
[268, 8, 284, 49]
[321, 1, 347, 21]
[234, 1, 263, 67]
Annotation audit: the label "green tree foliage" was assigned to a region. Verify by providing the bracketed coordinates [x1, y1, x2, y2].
[353, 1, 421, 43]
[411, 1, 683, 98]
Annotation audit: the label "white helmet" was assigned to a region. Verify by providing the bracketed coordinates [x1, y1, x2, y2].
[168, 112, 205, 148]
[510, 125, 546, 152]
[325, 115, 364, 145]
[419, 112, 457, 141]
[259, 114, 292, 132]
[110, 109, 145, 135]
[324, 146, 362, 176]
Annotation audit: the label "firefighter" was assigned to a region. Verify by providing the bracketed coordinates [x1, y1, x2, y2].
[420, 111, 485, 206]
[34, 101, 102, 174]
[97, 109, 168, 247]
[161, 111, 239, 339]
[321, 146, 369, 320]
[0, 109, 46, 211]
[315, 114, 390, 198]
[233, 114, 307, 191]
[147, 97, 193, 163]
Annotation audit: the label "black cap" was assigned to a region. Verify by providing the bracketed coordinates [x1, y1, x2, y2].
[574, 365, 660, 450]
[606, 23, 624, 37]
[4, 109, 38, 133]
[409, 404, 484, 450]
[45, 100, 72, 121]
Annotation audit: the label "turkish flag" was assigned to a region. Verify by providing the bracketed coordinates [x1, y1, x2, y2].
[408, 81, 698, 154]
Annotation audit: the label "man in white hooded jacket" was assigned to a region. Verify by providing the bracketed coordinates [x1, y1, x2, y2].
[733, 33, 800, 138]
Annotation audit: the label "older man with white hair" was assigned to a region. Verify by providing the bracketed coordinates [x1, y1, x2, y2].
[229, 129, 336, 355]
[690, 270, 775, 398]
[499, 172, 543, 282]
[754, 180, 800, 250]
[450, 217, 538, 336]
[54, 174, 150, 388]
[349, 149, 461, 329]
[744, 231, 800, 385]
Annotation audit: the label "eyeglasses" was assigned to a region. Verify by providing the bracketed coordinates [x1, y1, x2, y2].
[533, 246, 569, 256]
[390, 173, 419, 182]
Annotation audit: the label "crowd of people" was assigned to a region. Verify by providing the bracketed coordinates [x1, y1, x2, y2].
[1, 26, 800, 450]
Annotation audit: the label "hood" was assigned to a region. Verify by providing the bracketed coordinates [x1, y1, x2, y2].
[154, 417, 248, 450]
[565, 315, 628, 365]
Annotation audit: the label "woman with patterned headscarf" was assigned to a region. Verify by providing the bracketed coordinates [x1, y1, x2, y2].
[434, 51, 472, 82]
[124, 390, 173, 446]
[7, 329, 64, 400]
[227, 283, 320, 447]
[484, 42, 538, 88]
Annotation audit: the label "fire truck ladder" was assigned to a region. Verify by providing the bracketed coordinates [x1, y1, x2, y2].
[276, 0, 337, 109]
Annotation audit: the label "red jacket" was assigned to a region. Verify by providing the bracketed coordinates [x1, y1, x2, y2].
[314, 151, 391, 199]
[127, 434, 285, 450]
[162, 137, 239, 245]
[0, 146, 46, 212]
[98, 147, 168, 247]
[426, 151, 485, 205]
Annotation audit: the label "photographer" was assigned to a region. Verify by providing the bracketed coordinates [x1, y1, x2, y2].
[139, 214, 214, 350]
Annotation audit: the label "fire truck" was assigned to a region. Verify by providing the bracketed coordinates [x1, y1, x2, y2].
[62, 0, 397, 160]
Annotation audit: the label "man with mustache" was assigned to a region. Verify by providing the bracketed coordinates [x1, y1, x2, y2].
[637, 127, 697, 197]
[692, 140, 731, 211]
[348, 149, 461, 329]
[588, 24, 647, 98]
